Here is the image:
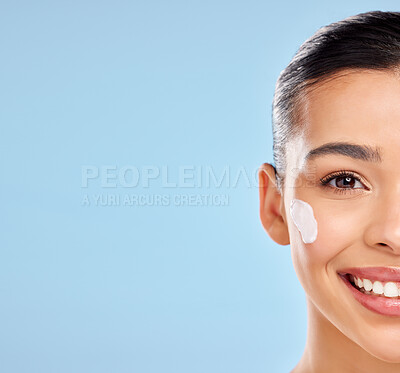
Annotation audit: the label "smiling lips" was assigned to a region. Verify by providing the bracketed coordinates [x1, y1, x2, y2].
[338, 267, 400, 317]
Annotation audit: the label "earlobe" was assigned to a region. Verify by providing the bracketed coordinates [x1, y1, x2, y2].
[258, 163, 290, 246]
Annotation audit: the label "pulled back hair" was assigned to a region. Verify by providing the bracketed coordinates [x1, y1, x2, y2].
[272, 10, 400, 192]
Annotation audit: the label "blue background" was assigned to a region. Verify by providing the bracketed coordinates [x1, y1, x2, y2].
[1, 1, 398, 372]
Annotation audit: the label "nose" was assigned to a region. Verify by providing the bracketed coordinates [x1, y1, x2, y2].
[364, 188, 400, 255]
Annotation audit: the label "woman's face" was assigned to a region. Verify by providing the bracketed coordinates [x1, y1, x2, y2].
[283, 70, 400, 362]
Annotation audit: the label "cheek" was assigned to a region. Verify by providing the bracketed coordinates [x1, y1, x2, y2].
[290, 199, 318, 244]
[290, 198, 362, 265]
[314, 203, 364, 259]
[304, 201, 364, 264]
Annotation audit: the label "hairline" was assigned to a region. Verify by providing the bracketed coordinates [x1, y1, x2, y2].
[276, 66, 400, 193]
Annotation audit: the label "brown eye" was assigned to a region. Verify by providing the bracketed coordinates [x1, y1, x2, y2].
[328, 175, 363, 189]
[319, 170, 368, 194]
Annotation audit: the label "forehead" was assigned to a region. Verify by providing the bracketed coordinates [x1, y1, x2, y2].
[298, 70, 400, 147]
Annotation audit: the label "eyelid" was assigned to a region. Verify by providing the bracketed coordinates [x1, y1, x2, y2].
[319, 170, 370, 193]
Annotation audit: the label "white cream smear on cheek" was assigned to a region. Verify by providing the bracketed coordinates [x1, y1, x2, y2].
[289, 199, 318, 244]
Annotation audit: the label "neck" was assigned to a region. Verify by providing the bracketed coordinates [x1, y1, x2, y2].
[293, 298, 400, 373]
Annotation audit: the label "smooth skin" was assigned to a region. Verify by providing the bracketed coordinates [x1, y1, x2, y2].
[259, 70, 400, 373]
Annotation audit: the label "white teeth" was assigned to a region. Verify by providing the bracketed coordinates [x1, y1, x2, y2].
[384, 282, 399, 298]
[350, 275, 400, 298]
[363, 279, 373, 291]
[372, 281, 384, 295]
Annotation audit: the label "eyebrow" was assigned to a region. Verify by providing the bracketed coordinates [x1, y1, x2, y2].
[305, 142, 383, 163]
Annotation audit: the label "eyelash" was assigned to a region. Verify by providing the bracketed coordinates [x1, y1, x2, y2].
[319, 170, 368, 195]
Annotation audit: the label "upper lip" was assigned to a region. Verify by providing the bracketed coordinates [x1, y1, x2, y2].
[338, 267, 400, 282]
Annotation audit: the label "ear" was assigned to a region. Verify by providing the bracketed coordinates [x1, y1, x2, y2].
[258, 163, 290, 246]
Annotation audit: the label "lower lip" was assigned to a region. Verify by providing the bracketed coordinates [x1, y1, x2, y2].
[339, 274, 400, 317]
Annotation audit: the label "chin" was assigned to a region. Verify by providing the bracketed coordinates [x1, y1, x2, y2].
[366, 344, 400, 364]
[353, 323, 400, 363]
